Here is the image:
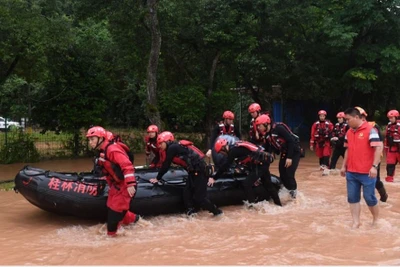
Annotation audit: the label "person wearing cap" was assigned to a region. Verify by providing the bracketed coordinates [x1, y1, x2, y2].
[310, 110, 334, 169]
[340, 108, 383, 228]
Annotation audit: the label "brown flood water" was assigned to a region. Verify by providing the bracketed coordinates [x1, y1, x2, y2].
[1, 152, 400, 265]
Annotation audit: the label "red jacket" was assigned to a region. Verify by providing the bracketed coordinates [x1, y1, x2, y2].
[97, 141, 136, 186]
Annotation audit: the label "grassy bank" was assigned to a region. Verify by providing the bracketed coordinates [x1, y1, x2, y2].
[0, 181, 15, 191]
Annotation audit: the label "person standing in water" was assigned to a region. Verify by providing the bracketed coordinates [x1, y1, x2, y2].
[150, 131, 223, 217]
[87, 126, 139, 236]
[340, 108, 383, 228]
[254, 114, 301, 199]
[329, 112, 349, 170]
[310, 110, 334, 169]
[354, 106, 388, 202]
[210, 138, 282, 207]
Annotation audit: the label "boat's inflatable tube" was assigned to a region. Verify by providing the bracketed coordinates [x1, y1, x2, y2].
[14, 165, 282, 220]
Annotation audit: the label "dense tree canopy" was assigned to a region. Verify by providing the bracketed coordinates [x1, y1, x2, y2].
[1, 0, 400, 136]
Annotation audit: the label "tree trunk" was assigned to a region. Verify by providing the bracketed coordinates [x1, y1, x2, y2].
[205, 50, 221, 149]
[146, 0, 161, 127]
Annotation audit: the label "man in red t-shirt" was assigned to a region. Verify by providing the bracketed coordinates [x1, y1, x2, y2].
[340, 108, 383, 229]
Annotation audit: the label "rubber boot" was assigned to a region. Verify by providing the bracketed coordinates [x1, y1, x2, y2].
[385, 176, 394, 182]
[377, 187, 388, 202]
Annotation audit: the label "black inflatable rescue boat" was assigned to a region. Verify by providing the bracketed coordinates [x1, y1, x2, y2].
[14, 165, 281, 220]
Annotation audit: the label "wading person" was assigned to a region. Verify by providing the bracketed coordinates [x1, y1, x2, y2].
[310, 110, 334, 169]
[329, 112, 349, 170]
[255, 114, 300, 199]
[340, 108, 383, 228]
[206, 110, 241, 169]
[355, 106, 388, 202]
[210, 138, 282, 207]
[150, 131, 223, 217]
[87, 126, 139, 236]
[384, 109, 400, 183]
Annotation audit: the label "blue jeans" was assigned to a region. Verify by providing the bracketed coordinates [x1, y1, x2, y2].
[346, 171, 377, 206]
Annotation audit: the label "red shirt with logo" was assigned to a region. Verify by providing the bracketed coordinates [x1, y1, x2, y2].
[344, 121, 383, 174]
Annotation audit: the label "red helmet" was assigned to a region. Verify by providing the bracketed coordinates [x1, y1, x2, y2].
[336, 112, 345, 118]
[248, 103, 261, 113]
[106, 131, 114, 140]
[223, 111, 235, 120]
[255, 114, 271, 125]
[86, 126, 107, 138]
[214, 138, 228, 153]
[157, 131, 174, 146]
[387, 110, 399, 118]
[354, 106, 368, 117]
[147, 124, 159, 133]
[318, 110, 327, 116]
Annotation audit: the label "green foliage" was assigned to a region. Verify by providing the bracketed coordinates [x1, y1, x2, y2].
[0, 182, 15, 191]
[159, 85, 207, 130]
[1, 0, 400, 158]
[0, 131, 40, 164]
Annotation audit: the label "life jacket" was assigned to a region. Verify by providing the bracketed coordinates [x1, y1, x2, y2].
[266, 123, 299, 153]
[219, 123, 235, 136]
[145, 135, 159, 155]
[333, 122, 348, 139]
[314, 120, 331, 141]
[386, 121, 400, 147]
[234, 140, 269, 165]
[97, 141, 134, 182]
[172, 140, 205, 172]
[249, 118, 258, 139]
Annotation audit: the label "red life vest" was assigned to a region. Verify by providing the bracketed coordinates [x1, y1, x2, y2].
[386, 121, 400, 147]
[172, 140, 205, 171]
[219, 123, 235, 136]
[332, 122, 348, 139]
[145, 135, 159, 155]
[314, 121, 331, 141]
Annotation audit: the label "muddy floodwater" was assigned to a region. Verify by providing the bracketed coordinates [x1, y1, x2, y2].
[1, 152, 400, 265]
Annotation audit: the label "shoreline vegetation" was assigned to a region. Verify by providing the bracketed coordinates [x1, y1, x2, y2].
[0, 181, 15, 191]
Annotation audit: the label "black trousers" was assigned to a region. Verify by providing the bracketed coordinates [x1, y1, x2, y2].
[329, 146, 346, 169]
[375, 163, 384, 190]
[243, 161, 282, 206]
[278, 151, 300, 191]
[183, 169, 218, 213]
